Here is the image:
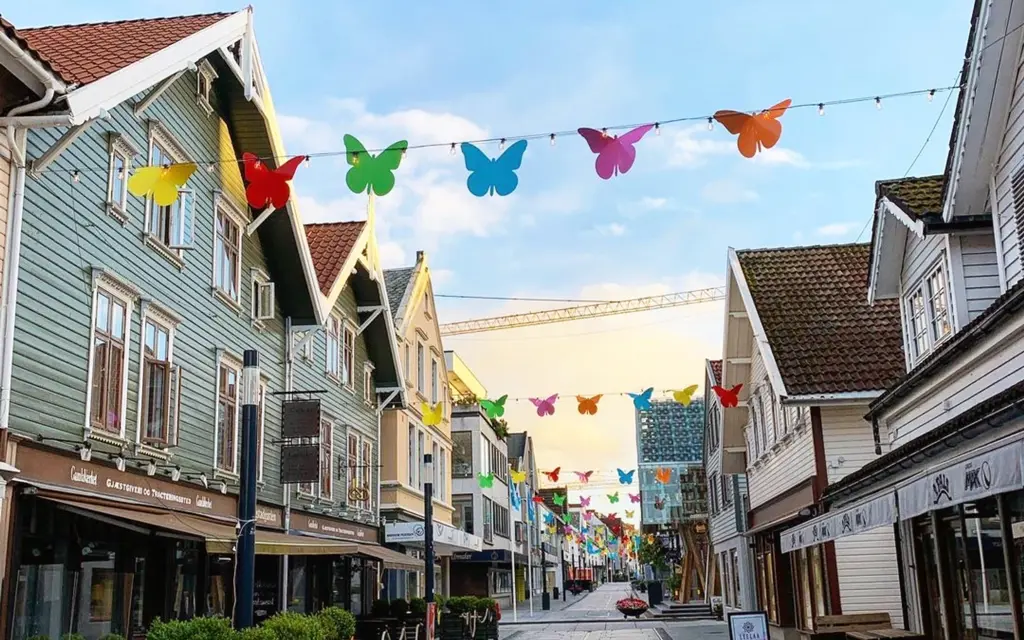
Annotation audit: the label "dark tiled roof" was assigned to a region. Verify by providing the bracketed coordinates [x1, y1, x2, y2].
[736, 243, 905, 395]
[709, 360, 722, 386]
[875, 175, 945, 220]
[17, 12, 230, 85]
[506, 432, 527, 459]
[383, 267, 415, 321]
[304, 222, 365, 296]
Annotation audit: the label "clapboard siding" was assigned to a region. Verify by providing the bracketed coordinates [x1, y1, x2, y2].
[9, 70, 306, 504]
[834, 527, 904, 628]
[747, 344, 815, 510]
[958, 234, 1001, 319]
[994, 49, 1024, 287]
[821, 406, 882, 484]
[0, 135, 10, 282]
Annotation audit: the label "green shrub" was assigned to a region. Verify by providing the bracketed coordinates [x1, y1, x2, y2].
[408, 598, 427, 616]
[98, 635, 126, 640]
[444, 596, 475, 615]
[146, 617, 237, 640]
[237, 627, 277, 640]
[317, 606, 356, 640]
[388, 598, 409, 617]
[28, 635, 50, 640]
[62, 634, 87, 640]
[370, 599, 391, 618]
[261, 611, 326, 640]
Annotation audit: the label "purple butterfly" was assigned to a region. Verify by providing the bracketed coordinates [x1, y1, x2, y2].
[580, 496, 591, 507]
[530, 394, 558, 417]
[629, 493, 641, 503]
[578, 124, 654, 180]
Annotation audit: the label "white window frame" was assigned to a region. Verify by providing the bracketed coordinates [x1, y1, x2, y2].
[196, 59, 218, 116]
[250, 267, 275, 326]
[106, 132, 138, 222]
[431, 357, 439, 405]
[144, 122, 193, 265]
[903, 258, 953, 365]
[213, 351, 242, 477]
[256, 379, 268, 483]
[326, 314, 342, 380]
[134, 300, 182, 454]
[404, 342, 411, 384]
[320, 417, 334, 500]
[408, 424, 417, 489]
[417, 342, 425, 394]
[363, 362, 375, 407]
[84, 269, 139, 445]
[212, 193, 246, 308]
[342, 322, 356, 389]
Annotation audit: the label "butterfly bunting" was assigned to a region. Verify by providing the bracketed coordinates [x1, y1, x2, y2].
[510, 469, 527, 485]
[461, 141, 528, 197]
[343, 135, 408, 196]
[128, 162, 197, 206]
[580, 496, 591, 507]
[712, 384, 744, 408]
[617, 468, 636, 485]
[578, 125, 654, 179]
[421, 402, 443, 426]
[478, 472, 494, 488]
[532, 495, 545, 503]
[607, 492, 620, 504]
[530, 394, 558, 417]
[543, 467, 561, 482]
[672, 384, 699, 406]
[713, 99, 792, 159]
[629, 493, 641, 503]
[655, 468, 672, 485]
[654, 496, 666, 510]
[576, 394, 602, 415]
[242, 153, 304, 209]
[625, 510, 635, 518]
[629, 387, 654, 411]
[574, 470, 594, 483]
[552, 493, 566, 506]
[480, 395, 508, 419]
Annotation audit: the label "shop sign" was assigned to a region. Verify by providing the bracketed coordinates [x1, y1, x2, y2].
[281, 399, 321, 438]
[255, 504, 284, 529]
[291, 511, 378, 542]
[451, 549, 511, 563]
[728, 611, 769, 640]
[280, 444, 320, 484]
[16, 445, 235, 518]
[383, 521, 483, 551]
[897, 439, 1024, 521]
[780, 493, 896, 554]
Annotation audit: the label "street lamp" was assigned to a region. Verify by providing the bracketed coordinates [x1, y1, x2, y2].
[424, 453, 434, 604]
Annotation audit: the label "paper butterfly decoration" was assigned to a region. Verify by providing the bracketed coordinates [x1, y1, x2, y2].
[543, 467, 561, 482]
[478, 472, 494, 488]
[625, 510, 635, 519]
[607, 492, 620, 504]
[574, 470, 594, 483]
[673, 384, 699, 406]
[460, 140, 528, 197]
[532, 494, 545, 503]
[580, 496, 591, 507]
[242, 153, 304, 209]
[577, 124, 654, 180]
[608, 513, 618, 520]
[343, 135, 408, 196]
[576, 394, 602, 415]
[654, 496, 666, 510]
[128, 162, 197, 206]
[421, 402, 443, 426]
[543, 512, 555, 525]
[584, 511, 593, 521]
[616, 468, 636, 485]
[530, 394, 558, 417]
[547, 525, 557, 534]
[510, 469, 527, 485]
[655, 468, 672, 485]
[629, 387, 654, 411]
[480, 394, 508, 419]
[629, 493, 641, 503]
[713, 99, 792, 159]
[552, 493, 566, 506]
[712, 384, 744, 408]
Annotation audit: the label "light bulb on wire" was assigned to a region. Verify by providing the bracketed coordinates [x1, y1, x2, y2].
[72, 171, 80, 183]
[818, 103, 824, 116]
[549, 133, 556, 147]
[654, 122, 661, 136]
[875, 97, 882, 110]
[928, 89, 935, 102]
[707, 117, 713, 131]
[449, 143, 456, 156]
[304, 156, 310, 168]
[499, 138, 506, 152]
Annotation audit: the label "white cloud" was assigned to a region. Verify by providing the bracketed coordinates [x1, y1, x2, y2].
[595, 223, 627, 237]
[816, 222, 859, 237]
[618, 196, 670, 214]
[660, 124, 735, 168]
[701, 180, 758, 204]
[753, 147, 809, 167]
[430, 268, 454, 287]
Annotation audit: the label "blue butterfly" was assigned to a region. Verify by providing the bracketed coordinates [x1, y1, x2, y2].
[461, 140, 528, 197]
[629, 387, 654, 411]
[617, 468, 636, 485]
[543, 512, 555, 525]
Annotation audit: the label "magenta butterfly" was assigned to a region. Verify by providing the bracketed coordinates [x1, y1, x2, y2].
[575, 470, 594, 483]
[629, 493, 641, 503]
[580, 496, 591, 507]
[577, 124, 654, 180]
[530, 394, 558, 417]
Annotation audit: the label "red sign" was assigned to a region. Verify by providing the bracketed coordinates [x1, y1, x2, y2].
[425, 603, 436, 640]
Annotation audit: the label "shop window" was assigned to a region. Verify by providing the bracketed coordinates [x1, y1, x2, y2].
[215, 358, 240, 474]
[955, 502, 1011, 638]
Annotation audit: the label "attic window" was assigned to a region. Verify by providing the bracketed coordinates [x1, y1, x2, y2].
[196, 59, 218, 116]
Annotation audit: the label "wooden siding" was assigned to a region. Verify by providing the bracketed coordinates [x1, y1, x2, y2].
[994, 41, 1024, 287]
[0, 135, 10, 282]
[747, 344, 815, 510]
[707, 387, 749, 545]
[834, 528, 904, 628]
[955, 234, 1001, 320]
[820, 406, 883, 485]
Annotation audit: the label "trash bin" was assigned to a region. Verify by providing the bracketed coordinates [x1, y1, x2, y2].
[647, 581, 664, 606]
[553, 586, 559, 599]
[542, 592, 551, 610]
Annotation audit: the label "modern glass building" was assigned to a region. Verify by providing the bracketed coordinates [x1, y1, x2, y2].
[635, 399, 706, 526]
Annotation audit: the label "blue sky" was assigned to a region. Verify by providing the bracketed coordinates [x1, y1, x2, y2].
[6, 1, 974, 508]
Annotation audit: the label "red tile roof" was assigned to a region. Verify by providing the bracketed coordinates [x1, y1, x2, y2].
[875, 175, 945, 221]
[305, 222, 366, 296]
[736, 243, 905, 395]
[15, 12, 231, 85]
[709, 360, 722, 386]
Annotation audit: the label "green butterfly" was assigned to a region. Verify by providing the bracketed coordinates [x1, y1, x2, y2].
[608, 492, 620, 503]
[552, 493, 566, 506]
[480, 394, 508, 419]
[478, 472, 494, 488]
[343, 134, 408, 197]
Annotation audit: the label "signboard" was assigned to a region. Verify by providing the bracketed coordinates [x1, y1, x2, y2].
[255, 504, 284, 529]
[385, 521, 483, 552]
[728, 611, 769, 640]
[281, 399, 322, 438]
[290, 511, 378, 542]
[780, 493, 897, 554]
[280, 444, 320, 484]
[425, 602, 436, 640]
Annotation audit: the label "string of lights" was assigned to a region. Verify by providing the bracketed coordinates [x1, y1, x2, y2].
[55, 84, 958, 177]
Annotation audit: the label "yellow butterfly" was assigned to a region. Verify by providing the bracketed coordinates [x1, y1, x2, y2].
[127, 163, 197, 206]
[510, 469, 527, 484]
[672, 384, 699, 406]
[421, 402, 443, 426]
[625, 510, 635, 518]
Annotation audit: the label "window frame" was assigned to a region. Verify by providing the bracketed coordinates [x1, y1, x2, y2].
[325, 314, 342, 380]
[408, 424, 418, 489]
[212, 194, 246, 307]
[135, 301, 182, 451]
[256, 379, 268, 483]
[431, 357, 439, 405]
[250, 267, 275, 324]
[342, 322, 356, 388]
[363, 362, 375, 406]
[143, 123, 193, 263]
[214, 353, 242, 476]
[416, 342, 425, 394]
[903, 257, 954, 364]
[105, 133, 138, 222]
[84, 271, 138, 443]
[195, 59, 218, 116]
[319, 418, 334, 500]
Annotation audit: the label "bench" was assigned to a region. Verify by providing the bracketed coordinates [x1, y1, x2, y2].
[800, 613, 892, 640]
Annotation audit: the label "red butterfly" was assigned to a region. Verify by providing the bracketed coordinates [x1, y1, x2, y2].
[543, 467, 561, 482]
[712, 384, 743, 408]
[243, 152, 305, 210]
[532, 495, 545, 503]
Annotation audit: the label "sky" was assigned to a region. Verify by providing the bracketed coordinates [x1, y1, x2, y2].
[9, 1, 972, 524]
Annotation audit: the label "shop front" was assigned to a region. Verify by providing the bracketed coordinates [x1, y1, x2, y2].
[449, 549, 521, 610]
[384, 520, 483, 600]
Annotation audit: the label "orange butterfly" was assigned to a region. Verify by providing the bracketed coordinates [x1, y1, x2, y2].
[713, 99, 792, 159]
[576, 394, 602, 415]
[655, 468, 672, 484]
[543, 467, 561, 482]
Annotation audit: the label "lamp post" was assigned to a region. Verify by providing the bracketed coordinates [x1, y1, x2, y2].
[235, 349, 260, 630]
[424, 453, 435, 603]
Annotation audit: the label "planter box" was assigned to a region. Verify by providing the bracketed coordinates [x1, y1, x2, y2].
[438, 615, 468, 640]
[473, 618, 498, 640]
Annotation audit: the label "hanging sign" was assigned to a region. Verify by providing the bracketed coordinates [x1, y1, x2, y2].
[280, 444, 320, 484]
[281, 399, 321, 438]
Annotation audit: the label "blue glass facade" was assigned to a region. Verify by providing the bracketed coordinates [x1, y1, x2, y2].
[635, 400, 706, 526]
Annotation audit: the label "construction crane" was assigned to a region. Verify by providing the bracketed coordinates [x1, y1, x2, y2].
[439, 287, 726, 336]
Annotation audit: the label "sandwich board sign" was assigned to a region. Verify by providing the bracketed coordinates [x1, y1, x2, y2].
[728, 611, 769, 640]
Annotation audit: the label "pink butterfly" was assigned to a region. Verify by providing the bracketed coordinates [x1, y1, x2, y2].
[575, 470, 594, 483]
[629, 493, 641, 503]
[530, 394, 558, 416]
[577, 124, 654, 180]
[584, 511, 593, 521]
[580, 496, 591, 507]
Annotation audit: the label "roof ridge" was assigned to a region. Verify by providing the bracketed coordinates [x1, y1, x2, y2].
[304, 220, 365, 228]
[736, 241, 869, 254]
[16, 11, 235, 32]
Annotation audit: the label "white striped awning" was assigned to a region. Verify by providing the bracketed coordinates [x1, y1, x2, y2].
[780, 492, 896, 554]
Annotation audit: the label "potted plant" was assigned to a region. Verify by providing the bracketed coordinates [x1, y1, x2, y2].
[713, 601, 724, 621]
[472, 598, 499, 640]
[615, 597, 649, 619]
[439, 596, 473, 640]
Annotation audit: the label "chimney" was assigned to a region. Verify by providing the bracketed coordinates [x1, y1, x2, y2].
[416, 251, 426, 264]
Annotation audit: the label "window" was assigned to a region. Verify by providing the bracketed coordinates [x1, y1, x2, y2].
[215, 360, 240, 473]
[214, 204, 242, 302]
[907, 288, 929, 358]
[342, 324, 355, 387]
[144, 126, 195, 255]
[431, 358, 439, 404]
[452, 431, 473, 477]
[416, 343, 425, 394]
[326, 316, 341, 379]
[758, 393, 770, 450]
[196, 60, 217, 115]
[417, 431, 426, 491]
[403, 343, 411, 382]
[408, 425, 418, 488]
[256, 381, 267, 482]
[139, 313, 181, 447]
[88, 287, 132, 436]
[750, 398, 761, 458]
[454, 500, 473, 534]
[250, 269, 275, 323]
[106, 133, 137, 220]
[905, 260, 953, 363]
[363, 364, 374, 405]
[317, 419, 333, 499]
[723, 474, 734, 507]
[492, 502, 510, 538]
[432, 442, 440, 495]
[439, 449, 447, 502]
[927, 265, 951, 342]
[361, 440, 372, 509]
[347, 432, 360, 505]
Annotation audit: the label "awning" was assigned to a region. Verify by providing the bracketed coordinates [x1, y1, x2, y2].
[206, 530, 359, 556]
[356, 544, 423, 570]
[780, 493, 896, 554]
[384, 521, 483, 554]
